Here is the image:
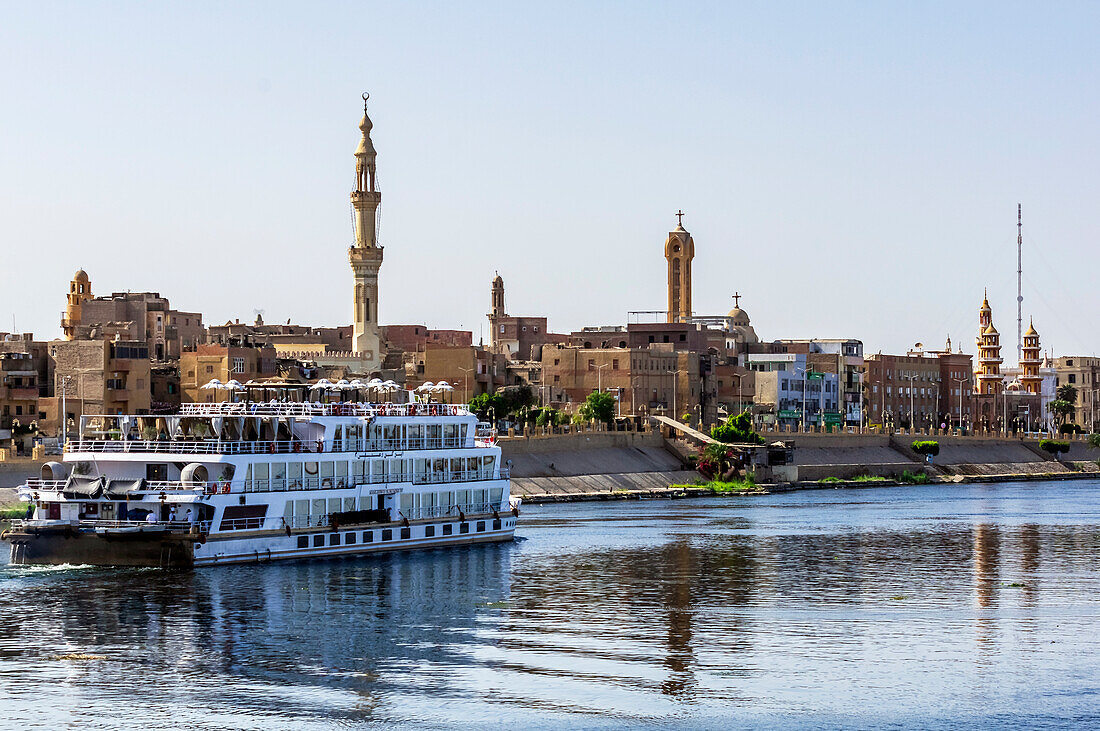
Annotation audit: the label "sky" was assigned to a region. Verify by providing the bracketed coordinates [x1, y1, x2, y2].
[2, 1, 1098, 356]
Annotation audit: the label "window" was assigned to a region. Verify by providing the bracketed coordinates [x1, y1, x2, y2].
[553, 358, 560, 366]
[476, 521, 486, 532]
[327, 534, 339, 546]
[1069, 374, 1077, 384]
[499, 325, 504, 333]
[382, 529, 392, 541]
[345, 532, 356, 545]
[460, 523, 470, 534]
[493, 518, 502, 530]
[588, 359, 595, 371]
[363, 530, 373, 543]
[312, 534, 324, 547]
[425, 525, 435, 537]
[400, 527, 411, 539]
[205, 365, 214, 374]
[297, 536, 309, 548]
[679, 334, 686, 342]
[553, 375, 560, 383]
[232, 357, 245, 374]
[612, 359, 619, 370]
[443, 524, 453, 536]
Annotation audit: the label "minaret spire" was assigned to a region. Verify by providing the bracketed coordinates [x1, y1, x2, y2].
[348, 92, 384, 368]
[1016, 203, 1023, 362]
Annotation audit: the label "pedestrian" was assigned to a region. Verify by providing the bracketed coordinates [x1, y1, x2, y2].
[168, 506, 177, 523]
[145, 510, 158, 524]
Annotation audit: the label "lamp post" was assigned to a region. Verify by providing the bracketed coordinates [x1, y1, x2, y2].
[730, 372, 745, 416]
[459, 367, 474, 405]
[59, 375, 73, 449]
[597, 363, 609, 393]
[953, 377, 968, 431]
[903, 373, 917, 430]
[665, 370, 678, 420]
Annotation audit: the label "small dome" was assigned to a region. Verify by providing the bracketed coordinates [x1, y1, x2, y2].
[492, 274, 504, 286]
[358, 112, 373, 134]
[73, 269, 89, 282]
[725, 307, 750, 325]
[1024, 319, 1038, 337]
[983, 323, 998, 335]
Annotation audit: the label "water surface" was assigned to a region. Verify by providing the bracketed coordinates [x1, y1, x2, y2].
[2, 481, 1098, 728]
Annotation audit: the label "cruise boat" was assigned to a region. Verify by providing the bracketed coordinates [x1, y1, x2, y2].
[3, 397, 518, 567]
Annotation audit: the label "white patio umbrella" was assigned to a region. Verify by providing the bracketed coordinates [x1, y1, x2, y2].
[432, 381, 454, 404]
[201, 379, 224, 403]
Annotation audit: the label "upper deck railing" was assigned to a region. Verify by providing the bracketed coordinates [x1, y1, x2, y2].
[177, 402, 471, 418]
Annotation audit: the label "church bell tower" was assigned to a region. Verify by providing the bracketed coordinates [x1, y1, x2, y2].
[349, 93, 384, 365]
[665, 210, 695, 323]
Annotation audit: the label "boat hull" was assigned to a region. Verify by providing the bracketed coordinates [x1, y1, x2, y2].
[4, 522, 516, 568]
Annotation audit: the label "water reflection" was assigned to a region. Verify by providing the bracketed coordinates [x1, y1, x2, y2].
[2, 483, 1099, 727]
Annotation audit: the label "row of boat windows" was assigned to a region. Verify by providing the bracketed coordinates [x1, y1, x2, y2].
[282, 488, 505, 519]
[332, 422, 468, 450]
[242, 456, 497, 488]
[295, 518, 504, 549]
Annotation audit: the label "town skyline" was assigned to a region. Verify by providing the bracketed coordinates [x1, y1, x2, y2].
[3, 3, 1099, 355]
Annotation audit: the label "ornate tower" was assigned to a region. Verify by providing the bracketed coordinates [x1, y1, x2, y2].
[665, 210, 694, 323]
[348, 93, 384, 364]
[487, 273, 505, 348]
[975, 291, 1003, 395]
[62, 269, 92, 340]
[1020, 318, 1042, 395]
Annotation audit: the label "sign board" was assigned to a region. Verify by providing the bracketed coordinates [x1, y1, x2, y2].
[823, 412, 843, 426]
[807, 371, 825, 381]
[778, 410, 801, 419]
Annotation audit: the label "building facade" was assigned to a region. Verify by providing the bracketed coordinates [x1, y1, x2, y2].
[665, 212, 694, 323]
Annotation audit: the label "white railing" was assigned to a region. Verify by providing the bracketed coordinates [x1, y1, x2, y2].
[23, 470, 509, 497]
[65, 436, 474, 456]
[177, 402, 471, 418]
[8, 519, 211, 532]
[403, 501, 500, 521]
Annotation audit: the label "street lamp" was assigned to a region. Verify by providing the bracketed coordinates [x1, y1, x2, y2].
[729, 372, 745, 416]
[665, 370, 679, 420]
[953, 376, 969, 431]
[902, 373, 918, 430]
[596, 363, 610, 393]
[792, 366, 808, 432]
[458, 367, 474, 405]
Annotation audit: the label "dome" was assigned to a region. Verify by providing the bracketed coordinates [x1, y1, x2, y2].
[725, 307, 750, 326]
[73, 269, 89, 282]
[1024, 319, 1038, 337]
[983, 323, 998, 335]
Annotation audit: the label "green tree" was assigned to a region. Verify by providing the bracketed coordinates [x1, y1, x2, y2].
[911, 440, 940, 456]
[1088, 433, 1100, 450]
[578, 391, 617, 424]
[711, 411, 764, 445]
[535, 407, 562, 427]
[1048, 399, 1075, 426]
[1039, 439, 1071, 457]
[1057, 384, 1078, 404]
[468, 392, 506, 420]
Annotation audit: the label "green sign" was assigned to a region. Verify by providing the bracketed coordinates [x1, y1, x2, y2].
[778, 410, 801, 419]
[823, 412, 843, 425]
[807, 371, 825, 381]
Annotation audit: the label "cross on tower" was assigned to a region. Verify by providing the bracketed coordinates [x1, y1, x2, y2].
[676, 209, 685, 226]
[731, 292, 741, 307]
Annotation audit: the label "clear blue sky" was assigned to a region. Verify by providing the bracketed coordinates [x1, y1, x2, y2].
[2, 1, 1097, 356]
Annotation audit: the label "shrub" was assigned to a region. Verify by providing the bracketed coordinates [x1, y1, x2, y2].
[1059, 423, 1083, 435]
[900, 470, 930, 484]
[818, 476, 843, 484]
[1039, 439, 1071, 456]
[711, 411, 764, 445]
[1087, 433, 1100, 450]
[911, 440, 940, 456]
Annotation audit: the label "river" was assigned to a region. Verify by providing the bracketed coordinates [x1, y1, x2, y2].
[2, 481, 1098, 729]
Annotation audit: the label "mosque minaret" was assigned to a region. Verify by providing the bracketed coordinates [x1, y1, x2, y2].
[349, 93, 384, 367]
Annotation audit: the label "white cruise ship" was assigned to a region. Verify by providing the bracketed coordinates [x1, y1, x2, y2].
[3, 398, 518, 567]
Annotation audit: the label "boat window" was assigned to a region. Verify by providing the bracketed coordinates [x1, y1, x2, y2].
[425, 525, 435, 537]
[493, 519, 501, 530]
[335, 461, 348, 487]
[466, 457, 478, 474]
[311, 498, 326, 517]
[381, 529, 392, 541]
[400, 527, 411, 539]
[460, 523, 470, 534]
[427, 424, 442, 447]
[456, 489, 469, 508]
[407, 424, 423, 448]
[449, 457, 463, 475]
[443, 524, 453, 536]
[353, 460, 366, 480]
[253, 462, 269, 492]
[444, 423, 458, 445]
[320, 461, 334, 479]
[400, 492, 413, 515]
[343, 497, 355, 512]
[288, 462, 303, 489]
[345, 532, 355, 545]
[297, 536, 308, 548]
[489, 487, 504, 507]
[312, 535, 324, 547]
[476, 521, 485, 532]
[328, 534, 339, 546]
[283, 501, 294, 521]
[272, 462, 287, 491]
[327, 498, 342, 515]
[363, 530, 373, 543]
